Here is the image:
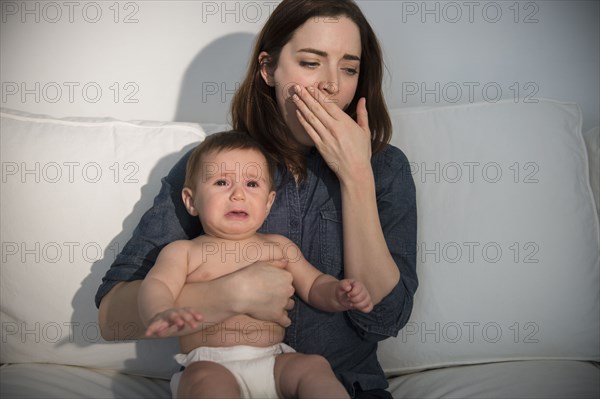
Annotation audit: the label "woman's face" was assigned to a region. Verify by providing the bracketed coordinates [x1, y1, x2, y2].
[261, 16, 362, 147]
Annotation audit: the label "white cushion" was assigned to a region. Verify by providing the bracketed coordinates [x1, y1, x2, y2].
[583, 126, 599, 217]
[0, 363, 171, 399]
[379, 99, 600, 374]
[387, 360, 600, 399]
[0, 108, 226, 378]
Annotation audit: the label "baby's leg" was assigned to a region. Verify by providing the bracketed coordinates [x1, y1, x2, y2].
[274, 353, 350, 399]
[176, 360, 241, 399]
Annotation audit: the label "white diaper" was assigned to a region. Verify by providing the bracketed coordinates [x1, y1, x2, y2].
[170, 343, 295, 399]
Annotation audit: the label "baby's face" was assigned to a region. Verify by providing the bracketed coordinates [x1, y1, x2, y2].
[188, 148, 275, 240]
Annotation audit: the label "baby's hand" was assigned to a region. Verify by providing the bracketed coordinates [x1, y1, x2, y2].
[336, 279, 373, 313]
[145, 307, 203, 338]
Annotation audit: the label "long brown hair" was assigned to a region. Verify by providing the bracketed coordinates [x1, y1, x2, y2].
[230, 0, 391, 178]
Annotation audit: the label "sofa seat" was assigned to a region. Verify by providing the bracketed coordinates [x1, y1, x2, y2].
[387, 360, 600, 398]
[0, 363, 171, 399]
[2, 360, 598, 399]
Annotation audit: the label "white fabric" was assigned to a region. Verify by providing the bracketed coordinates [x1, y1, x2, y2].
[387, 360, 600, 399]
[583, 126, 599, 217]
[0, 363, 171, 399]
[0, 108, 227, 378]
[380, 99, 600, 374]
[2, 360, 597, 399]
[170, 344, 295, 399]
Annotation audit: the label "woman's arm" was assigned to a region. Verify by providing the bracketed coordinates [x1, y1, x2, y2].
[345, 146, 418, 339]
[97, 147, 199, 340]
[338, 164, 400, 303]
[274, 235, 373, 313]
[99, 260, 295, 340]
[294, 87, 400, 303]
[293, 85, 418, 339]
[99, 280, 146, 340]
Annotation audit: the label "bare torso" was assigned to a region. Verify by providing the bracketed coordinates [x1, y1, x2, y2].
[179, 233, 286, 353]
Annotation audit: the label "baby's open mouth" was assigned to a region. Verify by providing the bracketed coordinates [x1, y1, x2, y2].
[226, 211, 248, 217]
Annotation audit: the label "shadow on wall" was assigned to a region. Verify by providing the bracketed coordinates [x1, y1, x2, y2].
[174, 32, 256, 125]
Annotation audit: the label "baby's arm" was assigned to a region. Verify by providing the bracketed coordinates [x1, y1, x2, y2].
[271, 235, 373, 313]
[138, 240, 203, 337]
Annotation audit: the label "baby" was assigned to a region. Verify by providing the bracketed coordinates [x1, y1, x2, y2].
[138, 131, 373, 398]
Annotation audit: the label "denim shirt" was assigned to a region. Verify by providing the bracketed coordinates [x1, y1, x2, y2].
[96, 143, 417, 394]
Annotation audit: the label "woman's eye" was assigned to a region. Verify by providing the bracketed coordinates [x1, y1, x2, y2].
[300, 61, 319, 68]
[343, 68, 358, 76]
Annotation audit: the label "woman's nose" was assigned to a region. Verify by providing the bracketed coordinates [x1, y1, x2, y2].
[318, 80, 339, 95]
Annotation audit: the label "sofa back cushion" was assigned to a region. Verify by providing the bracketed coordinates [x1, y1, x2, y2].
[379, 99, 599, 375]
[0, 108, 224, 378]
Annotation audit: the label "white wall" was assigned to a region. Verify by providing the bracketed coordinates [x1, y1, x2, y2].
[1, 0, 598, 131]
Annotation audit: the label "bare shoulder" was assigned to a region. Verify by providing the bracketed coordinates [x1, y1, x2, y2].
[256, 233, 294, 247]
[161, 237, 214, 277]
[256, 233, 302, 262]
[159, 239, 192, 254]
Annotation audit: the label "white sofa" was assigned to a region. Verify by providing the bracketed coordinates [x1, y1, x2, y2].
[1, 99, 599, 398]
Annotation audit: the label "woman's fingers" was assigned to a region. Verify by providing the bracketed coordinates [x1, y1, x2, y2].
[293, 83, 372, 181]
[294, 108, 322, 146]
[293, 84, 344, 130]
[293, 84, 369, 140]
[306, 85, 345, 122]
[292, 86, 328, 142]
[356, 97, 369, 132]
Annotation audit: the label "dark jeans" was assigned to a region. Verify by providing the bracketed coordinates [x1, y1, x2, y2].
[355, 388, 394, 399]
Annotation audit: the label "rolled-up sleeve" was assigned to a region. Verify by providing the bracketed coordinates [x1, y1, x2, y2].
[347, 145, 418, 341]
[95, 148, 202, 308]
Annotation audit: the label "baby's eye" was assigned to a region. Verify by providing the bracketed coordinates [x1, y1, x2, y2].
[246, 180, 259, 188]
[215, 179, 228, 186]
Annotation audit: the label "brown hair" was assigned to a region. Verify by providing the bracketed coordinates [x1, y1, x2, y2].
[184, 131, 276, 192]
[230, 0, 391, 179]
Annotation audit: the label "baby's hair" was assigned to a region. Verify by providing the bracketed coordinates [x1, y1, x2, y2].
[184, 131, 277, 191]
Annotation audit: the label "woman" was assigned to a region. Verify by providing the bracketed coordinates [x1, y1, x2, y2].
[96, 0, 417, 397]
